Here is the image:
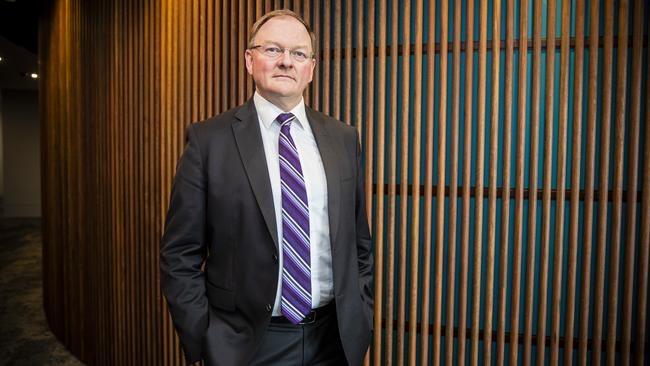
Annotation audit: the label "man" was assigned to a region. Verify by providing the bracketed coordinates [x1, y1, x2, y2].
[160, 9, 373, 366]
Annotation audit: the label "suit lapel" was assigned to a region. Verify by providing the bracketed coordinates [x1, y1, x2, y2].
[306, 107, 341, 249]
[232, 99, 279, 250]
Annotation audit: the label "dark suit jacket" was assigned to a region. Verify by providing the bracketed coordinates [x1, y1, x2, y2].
[160, 99, 373, 366]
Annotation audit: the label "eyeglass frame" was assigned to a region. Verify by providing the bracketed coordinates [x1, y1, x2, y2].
[249, 44, 314, 63]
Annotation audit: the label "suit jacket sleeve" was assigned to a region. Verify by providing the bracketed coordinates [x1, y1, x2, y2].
[160, 123, 208, 364]
[354, 129, 374, 328]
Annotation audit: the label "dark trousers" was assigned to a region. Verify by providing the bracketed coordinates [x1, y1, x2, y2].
[249, 305, 348, 366]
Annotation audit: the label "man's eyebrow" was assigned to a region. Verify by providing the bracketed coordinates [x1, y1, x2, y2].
[263, 40, 310, 50]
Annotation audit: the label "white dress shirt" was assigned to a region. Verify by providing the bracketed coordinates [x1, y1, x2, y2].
[253, 91, 334, 315]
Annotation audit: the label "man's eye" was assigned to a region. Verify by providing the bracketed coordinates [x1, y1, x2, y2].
[292, 51, 308, 60]
[265, 47, 282, 54]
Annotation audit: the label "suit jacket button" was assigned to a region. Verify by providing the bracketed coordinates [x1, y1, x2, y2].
[266, 304, 272, 312]
[272, 254, 278, 262]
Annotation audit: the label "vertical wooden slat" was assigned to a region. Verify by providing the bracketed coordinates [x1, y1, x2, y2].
[214, 0, 222, 113]
[246, 0, 253, 97]
[577, 0, 599, 362]
[373, 0, 388, 364]
[302, 0, 311, 104]
[385, 0, 400, 363]
[549, 0, 571, 363]
[606, 1, 630, 364]
[470, 0, 488, 363]
[144, 1, 152, 362]
[365, 0, 376, 220]
[522, 0, 542, 363]
[407, 0, 424, 363]
[563, 0, 585, 364]
[621, 0, 646, 364]
[221, 0, 228, 110]
[312, 0, 320, 109]
[352, 0, 361, 136]
[161, 1, 172, 362]
[242, 0, 249, 98]
[175, 3, 186, 362]
[229, 1, 237, 107]
[458, 0, 474, 363]
[635, 29, 650, 366]
[332, 0, 341, 120]
[322, 0, 330, 114]
[509, 0, 528, 362]
[397, 0, 411, 362]
[152, 1, 161, 363]
[433, 0, 449, 363]
[343, 0, 352, 124]
[496, 0, 514, 362]
[237, 0, 245, 104]
[444, 0, 462, 362]
[420, 0, 437, 364]
[198, 0, 205, 118]
[256, 0, 263, 30]
[592, 1, 615, 363]
[535, 0, 557, 363]
[206, 0, 213, 116]
[126, 1, 135, 361]
[483, 0, 501, 363]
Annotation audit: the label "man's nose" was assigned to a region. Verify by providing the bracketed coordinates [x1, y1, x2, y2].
[277, 50, 294, 67]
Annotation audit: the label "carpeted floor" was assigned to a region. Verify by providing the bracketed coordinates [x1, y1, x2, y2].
[0, 218, 84, 366]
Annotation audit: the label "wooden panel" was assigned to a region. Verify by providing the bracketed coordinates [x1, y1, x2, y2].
[536, 0, 557, 364]
[458, 0, 474, 363]
[385, 0, 400, 364]
[433, 0, 449, 363]
[420, 0, 436, 364]
[373, 0, 387, 363]
[484, 0, 501, 364]
[593, 1, 616, 364]
[578, 0, 600, 363]
[397, 0, 411, 361]
[509, 0, 528, 363]
[549, 0, 571, 363]
[496, 0, 514, 362]
[636, 21, 650, 366]
[606, 1, 630, 364]
[40, 1, 650, 365]
[522, 0, 542, 364]
[444, 0, 461, 363]
[408, 0, 424, 363]
[620, 0, 644, 364]
[563, 0, 585, 364]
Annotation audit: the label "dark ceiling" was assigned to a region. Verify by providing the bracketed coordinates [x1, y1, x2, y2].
[0, 0, 40, 55]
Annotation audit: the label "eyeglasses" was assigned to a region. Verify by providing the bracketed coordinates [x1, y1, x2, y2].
[249, 45, 313, 63]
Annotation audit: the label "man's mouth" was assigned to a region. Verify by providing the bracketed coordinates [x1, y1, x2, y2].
[273, 75, 295, 81]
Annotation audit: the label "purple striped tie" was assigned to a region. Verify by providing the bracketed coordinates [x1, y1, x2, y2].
[277, 112, 311, 324]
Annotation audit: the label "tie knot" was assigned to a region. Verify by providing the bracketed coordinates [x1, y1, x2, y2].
[277, 112, 295, 127]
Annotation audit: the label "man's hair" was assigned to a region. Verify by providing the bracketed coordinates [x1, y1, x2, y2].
[247, 9, 317, 58]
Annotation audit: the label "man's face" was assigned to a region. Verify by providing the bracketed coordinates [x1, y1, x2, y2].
[245, 16, 316, 107]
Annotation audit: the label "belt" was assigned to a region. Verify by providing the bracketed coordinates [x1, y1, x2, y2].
[270, 302, 335, 325]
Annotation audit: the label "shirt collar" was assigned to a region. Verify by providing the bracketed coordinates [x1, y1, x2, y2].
[253, 91, 309, 132]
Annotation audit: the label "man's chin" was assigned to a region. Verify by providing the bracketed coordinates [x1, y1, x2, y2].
[267, 88, 299, 98]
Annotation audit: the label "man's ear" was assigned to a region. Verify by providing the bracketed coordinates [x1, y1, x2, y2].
[245, 50, 254, 75]
[308, 58, 316, 82]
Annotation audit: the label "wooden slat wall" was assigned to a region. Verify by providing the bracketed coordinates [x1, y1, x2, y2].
[41, 0, 650, 365]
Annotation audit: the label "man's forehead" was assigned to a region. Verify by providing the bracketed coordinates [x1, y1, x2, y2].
[255, 16, 311, 46]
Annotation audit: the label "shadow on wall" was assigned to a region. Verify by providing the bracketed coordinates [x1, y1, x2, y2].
[0, 89, 40, 218]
